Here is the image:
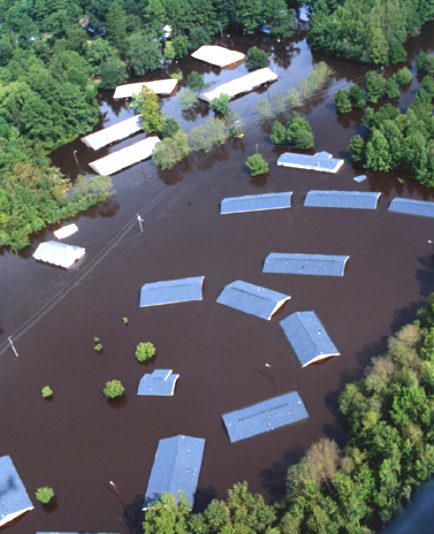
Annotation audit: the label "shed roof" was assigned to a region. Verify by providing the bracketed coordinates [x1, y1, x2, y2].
[53, 223, 78, 240]
[220, 192, 292, 214]
[113, 79, 178, 99]
[388, 198, 434, 218]
[89, 137, 160, 175]
[0, 455, 33, 527]
[216, 280, 290, 320]
[222, 391, 308, 443]
[276, 151, 344, 173]
[263, 253, 349, 277]
[137, 369, 179, 396]
[280, 311, 340, 367]
[140, 276, 204, 307]
[143, 435, 205, 510]
[304, 190, 380, 209]
[81, 115, 142, 151]
[200, 68, 277, 103]
[33, 241, 85, 269]
[191, 45, 245, 68]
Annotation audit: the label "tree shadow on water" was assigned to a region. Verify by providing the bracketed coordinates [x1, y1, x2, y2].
[193, 485, 218, 513]
[259, 445, 305, 502]
[124, 494, 144, 534]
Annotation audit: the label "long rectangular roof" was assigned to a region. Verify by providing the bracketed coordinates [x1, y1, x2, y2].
[216, 280, 290, 320]
[143, 435, 205, 509]
[200, 68, 277, 103]
[137, 369, 179, 396]
[140, 276, 204, 307]
[220, 192, 292, 214]
[89, 137, 160, 175]
[222, 391, 308, 443]
[280, 311, 340, 367]
[33, 241, 85, 269]
[191, 45, 245, 68]
[388, 198, 434, 218]
[304, 190, 381, 209]
[276, 151, 344, 173]
[0, 455, 33, 528]
[263, 253, 349, 277]
[113, 79, 178, 99]
[81, 115, 142, 151]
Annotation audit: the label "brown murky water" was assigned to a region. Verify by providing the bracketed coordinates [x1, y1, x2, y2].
[1, 23, 433, 533]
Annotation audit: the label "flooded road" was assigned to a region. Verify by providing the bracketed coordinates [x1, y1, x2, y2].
[1, 23, 433, 533]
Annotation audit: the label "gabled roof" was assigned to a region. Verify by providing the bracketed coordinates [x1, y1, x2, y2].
[33, 241, 85, 269]
[0, 455, 33, 527]
[222, 391, 308, 443]
[388, 198, 434, 218]
[280, 311, 340, 367]
[263, 253, 349, 277]
[220, 192, 292, 214]
[304, 190, 381, 209]
[53, 223, 78, 240]
[276, 152, 344, 173]
[81, 115, 142, 151]
[137, 369, 179, 396]
[139, 276, 205, 307]
[191, 45, 245, 68]
[143, 435, 206, 510]
[113, 79, 178, 99]
[216, 280, 290, 320]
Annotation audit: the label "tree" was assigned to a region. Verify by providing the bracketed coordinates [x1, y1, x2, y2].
[270, 121, 286, 144]
[41, 385, 53, 398]
[99, 58, 127, 89]
[385, 76, 400, 99]
[106, 2, 127, 55]
[135, 342, 157, 362]
[172, 36, 189, 59]
[162, 117, 180, 138]
[188, 118, 230, 152]
[365, 71, 386, 103]
[210, 94, 230, 115]
[416, 52, 434, 76]
[179, 89, 198, 111]
[261, 0, 296, 37]
[35, 486, 55, 504]
[365, 129, 392, 171]
[190, 26, 210, 50]
[187, 71, 206, 93]
[237, 0, 261, 34]
[334, 89, 352, 113]
[395, 67, 412, 86]
[152, 130, 190, 169]
[143, 492, 191, 534]
[127, 32, 162, 76]
[102, 380, 125, 399]
[245, 153, 269, 176]
[245, 47, 269, 71]
[349, 134, 365, 162]
[134, 87, 165, 134]
[286, 112, 314, 149]
[349, 85, 366, 108]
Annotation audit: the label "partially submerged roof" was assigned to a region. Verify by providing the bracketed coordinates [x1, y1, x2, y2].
[54, 223, 78, 240]
[140, 276, 204, 307]
[216, 280, 290, 320]
[143, 435, 205, 510]
[263, 253, 349, 277]
[220, 192, 292, 214]
[280, 311, 340, 367]
[304, 190, 381, 209]
[222, 391, 308, 443]
[354, 174, 367, 183]
[33, 241, 85, 269]
[191, 45, 245, 68]
[36, 532, 119, 533]
[0, 455, 33, 528]
[200, 68, 277, 103]
[137, 369, 179, 396]
[276, 151, 344, 173]
[388, 198, 434, 219]
[81, 115, 142, 151]
[113, 79, 178, 99]
[89, 137, 160, 175]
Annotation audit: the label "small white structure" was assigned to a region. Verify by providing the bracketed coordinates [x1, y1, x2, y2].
[200, 68, 277, 103]
[53, 223, 78, 240]
[191, 45, 245, 68]
[33, 241, 85, 269]
[113, 79, 178, 99]
[81, 115, 142, 151]
[89, 136, 160, 175]
[0, 455, 33, 527]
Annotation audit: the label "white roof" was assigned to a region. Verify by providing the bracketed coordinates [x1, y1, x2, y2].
[53, 223, 78, 240]
[113, 79, 178, 99]
[33, 241, 85, 269]
[220, 192, 292, 214]
[191, 45, 245, 68]
[89, 136, 160, 175]
[81, 115, 142, 151]
[200, 68, 277, 103]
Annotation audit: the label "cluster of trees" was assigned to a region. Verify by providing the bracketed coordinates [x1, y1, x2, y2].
[308, 0, 434, 65]
[141, 295, 434, 532]
[270, 112, 314, 149]
[334, 67, 413, 113]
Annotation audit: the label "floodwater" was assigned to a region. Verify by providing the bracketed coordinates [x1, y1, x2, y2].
[1, 23, 434, 534]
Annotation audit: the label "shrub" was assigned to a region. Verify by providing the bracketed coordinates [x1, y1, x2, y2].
[35, 486, 55, 504]
[334, 89, 352, 113]
[41, 386, 53, 399]
[93, 336, 103, 353]
[162, 117, 180, 138]
[245, 154, 269, 177]
[152, 130, 190, 169]
[245, 47, 269, 71]
[135, 342, 157, 362]
[188, 71, 206, 93]
[257, 100, 275, 120]
[188, 118, 230, 153]
[179, 89, 198, 110]
[210, 94, 231, 115]
[121, 316, 129, 326]
[286, 88, 302, 108]
[102, 380, 125, 399]
[170, 70, 183, 81]
[286, 112, 314, 149]
[270, 121, 287, 145]
[395, 67, 413, 86]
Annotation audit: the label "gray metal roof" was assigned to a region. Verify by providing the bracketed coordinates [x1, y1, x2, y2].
[276, 151, 344, 173]
[0, 455, 33, 527]
[137, 369, 179, 396]
[143, 435, 205, 510]
[388, 198, 434, 218]
[216, 280, 290, 320]
[222, 391, 308, 443]
[304, 190, 380, 209]
[280, 311, 340, 367]
[220, 192, 292, 214]
[263, 253, 349, 277]
[139, 276, 204, 307]
[353, 174, 367, 183]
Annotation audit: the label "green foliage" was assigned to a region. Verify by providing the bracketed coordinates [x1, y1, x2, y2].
[416, 52, 434, 76]
[41, 385, 53, 398]
[121, 316, 129, 326]
[179, 89, 198, 111]
[349, 134, 365, 163]
[349, 84, 367, 108]
[270, 121, 287, 145]
[133, 87, 165, 135]
[99, 58, 127, 90]
[187, 72, 206, 93]
[172, 36, 189, 60]
[395, 67, 413, 86]
[35, 486, 54, 504]
[286, 112, 314, 149]
[102, 379, 125, 399]
[143, 492, 191, 534]
[300, 62, 335, 100]
[334, 89, 352, 113]
[127, 32, 162, 76]
[162, 117, 180, 138]
[385, 76, 401, 99]
[171, 70, 183, 81]
[257, 100, 275, 120]
[245, 153, 269, 176]
[210, 94, 231, 115]
[261, 0, 296, 38]
[135, 342, 157, 362]
[245, 47, 269, 71]
[365, 71, 386, 103]
[188, 118, 231, 153]
[152, 130, 190, 169]
[93, 336, 103, 354]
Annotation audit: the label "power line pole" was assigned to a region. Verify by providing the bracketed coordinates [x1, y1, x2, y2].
[8, 337, 19, 358]
[137, 214, 144, 233]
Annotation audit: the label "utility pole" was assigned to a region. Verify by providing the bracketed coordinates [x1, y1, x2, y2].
[73, 149, 79, 166]
[137, 214, 144, 233]
[107, 480, 124, 508]
[8, 337, 19, 358]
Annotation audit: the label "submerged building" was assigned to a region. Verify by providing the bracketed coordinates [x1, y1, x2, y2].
[191, 45, 245, 68]
[277, 151, 344, 173]
[0, 455, 33, 528]
[139, 276, 205, 307]
[137, 369, 179, 396]
[33, 241, 85, 269]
